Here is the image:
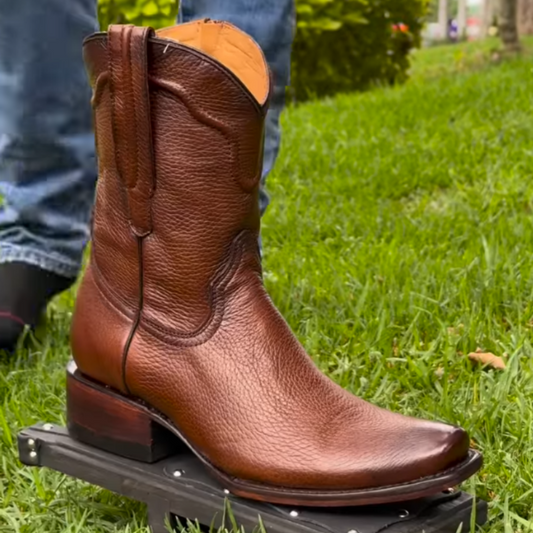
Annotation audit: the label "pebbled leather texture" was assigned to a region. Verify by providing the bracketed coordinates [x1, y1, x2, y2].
[72, 21, 472, 492]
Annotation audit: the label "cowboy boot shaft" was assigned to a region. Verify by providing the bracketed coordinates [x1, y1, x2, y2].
[72, 23, 268, 391]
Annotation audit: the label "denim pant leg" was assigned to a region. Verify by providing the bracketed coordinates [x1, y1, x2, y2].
[179, 0, 296, 217]
[0, 0, 98, 279]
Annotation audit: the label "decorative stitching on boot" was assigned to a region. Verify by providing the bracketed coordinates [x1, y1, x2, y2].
[88, 229, 253, 347]
[151, 77, 262, 193]
[138, 231, 251, 346]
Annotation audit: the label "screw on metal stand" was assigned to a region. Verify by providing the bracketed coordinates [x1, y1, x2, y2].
[19, 435, 40, 465]
[172, 470, 184, 478]
[223, 489, 230, 495]
[347, 530, 359, 533]
[43, 424, 54, 431]
[398, 510, 410, 518]
[443, 487, 455, 494]
[289, 510, 299, 518]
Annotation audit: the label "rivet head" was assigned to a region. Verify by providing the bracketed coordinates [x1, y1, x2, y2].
[443, 487, 455, 494]
[173, 470, 184, 478]
[27, 439, 35, 447]
[348, 530, 359, 533]
[290, 510, 299, 518]
[29, 451, 37, 459]
[224, 489, 230, 495]
[399, 510, 410, 518]
[43, 424, 54, 431]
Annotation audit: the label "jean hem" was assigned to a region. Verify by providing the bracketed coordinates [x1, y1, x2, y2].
[0, 243, 80, 279]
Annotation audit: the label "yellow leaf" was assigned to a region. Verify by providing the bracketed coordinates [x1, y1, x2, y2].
[467, 350, 506, 370]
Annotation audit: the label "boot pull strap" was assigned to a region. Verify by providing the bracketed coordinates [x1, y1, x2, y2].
[108, 24, 155, 237]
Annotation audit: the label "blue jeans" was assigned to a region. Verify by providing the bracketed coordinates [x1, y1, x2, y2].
[0, 0, 295, 279]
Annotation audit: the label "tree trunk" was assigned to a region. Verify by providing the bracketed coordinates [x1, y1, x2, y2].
[438, 0, 449, 41]
[499, 0, 521, 52]
[482, 0, 497, 36]
[457, 0, 468, 39]
[518, 0, 533, 35]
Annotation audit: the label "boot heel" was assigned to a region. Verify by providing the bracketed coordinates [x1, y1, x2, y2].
[66, 361, 180, 463]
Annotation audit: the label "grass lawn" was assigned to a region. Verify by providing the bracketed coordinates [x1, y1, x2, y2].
[2, 38, 533, 532]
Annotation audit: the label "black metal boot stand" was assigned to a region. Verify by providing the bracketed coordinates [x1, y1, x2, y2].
[18, 423, 487, 533]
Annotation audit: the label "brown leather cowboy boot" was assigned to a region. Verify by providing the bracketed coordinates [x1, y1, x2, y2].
[67, 20, 482, 507]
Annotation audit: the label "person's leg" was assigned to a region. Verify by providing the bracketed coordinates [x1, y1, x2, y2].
[0, 0, 98, 349]
[179, 0, 296, 217]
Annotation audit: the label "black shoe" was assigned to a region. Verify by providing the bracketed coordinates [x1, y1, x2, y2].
[0, 262, 75, 352]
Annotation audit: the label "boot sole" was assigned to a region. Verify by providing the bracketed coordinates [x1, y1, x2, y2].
[66, 360, 483, 507]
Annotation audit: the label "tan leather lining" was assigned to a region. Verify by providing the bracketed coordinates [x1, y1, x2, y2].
[157, 20, 269, 105]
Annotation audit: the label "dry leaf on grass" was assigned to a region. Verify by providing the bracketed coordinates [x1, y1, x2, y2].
[467, 349, 506, 370]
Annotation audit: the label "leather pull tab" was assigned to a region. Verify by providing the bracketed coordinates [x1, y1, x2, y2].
[108, 24, 155, 237]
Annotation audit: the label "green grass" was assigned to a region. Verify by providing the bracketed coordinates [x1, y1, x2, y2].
[3, 40, 533, 532]
[409, 35, 533, 80]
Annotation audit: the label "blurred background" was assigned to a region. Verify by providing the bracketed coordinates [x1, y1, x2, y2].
[97, 0, 527, 101]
